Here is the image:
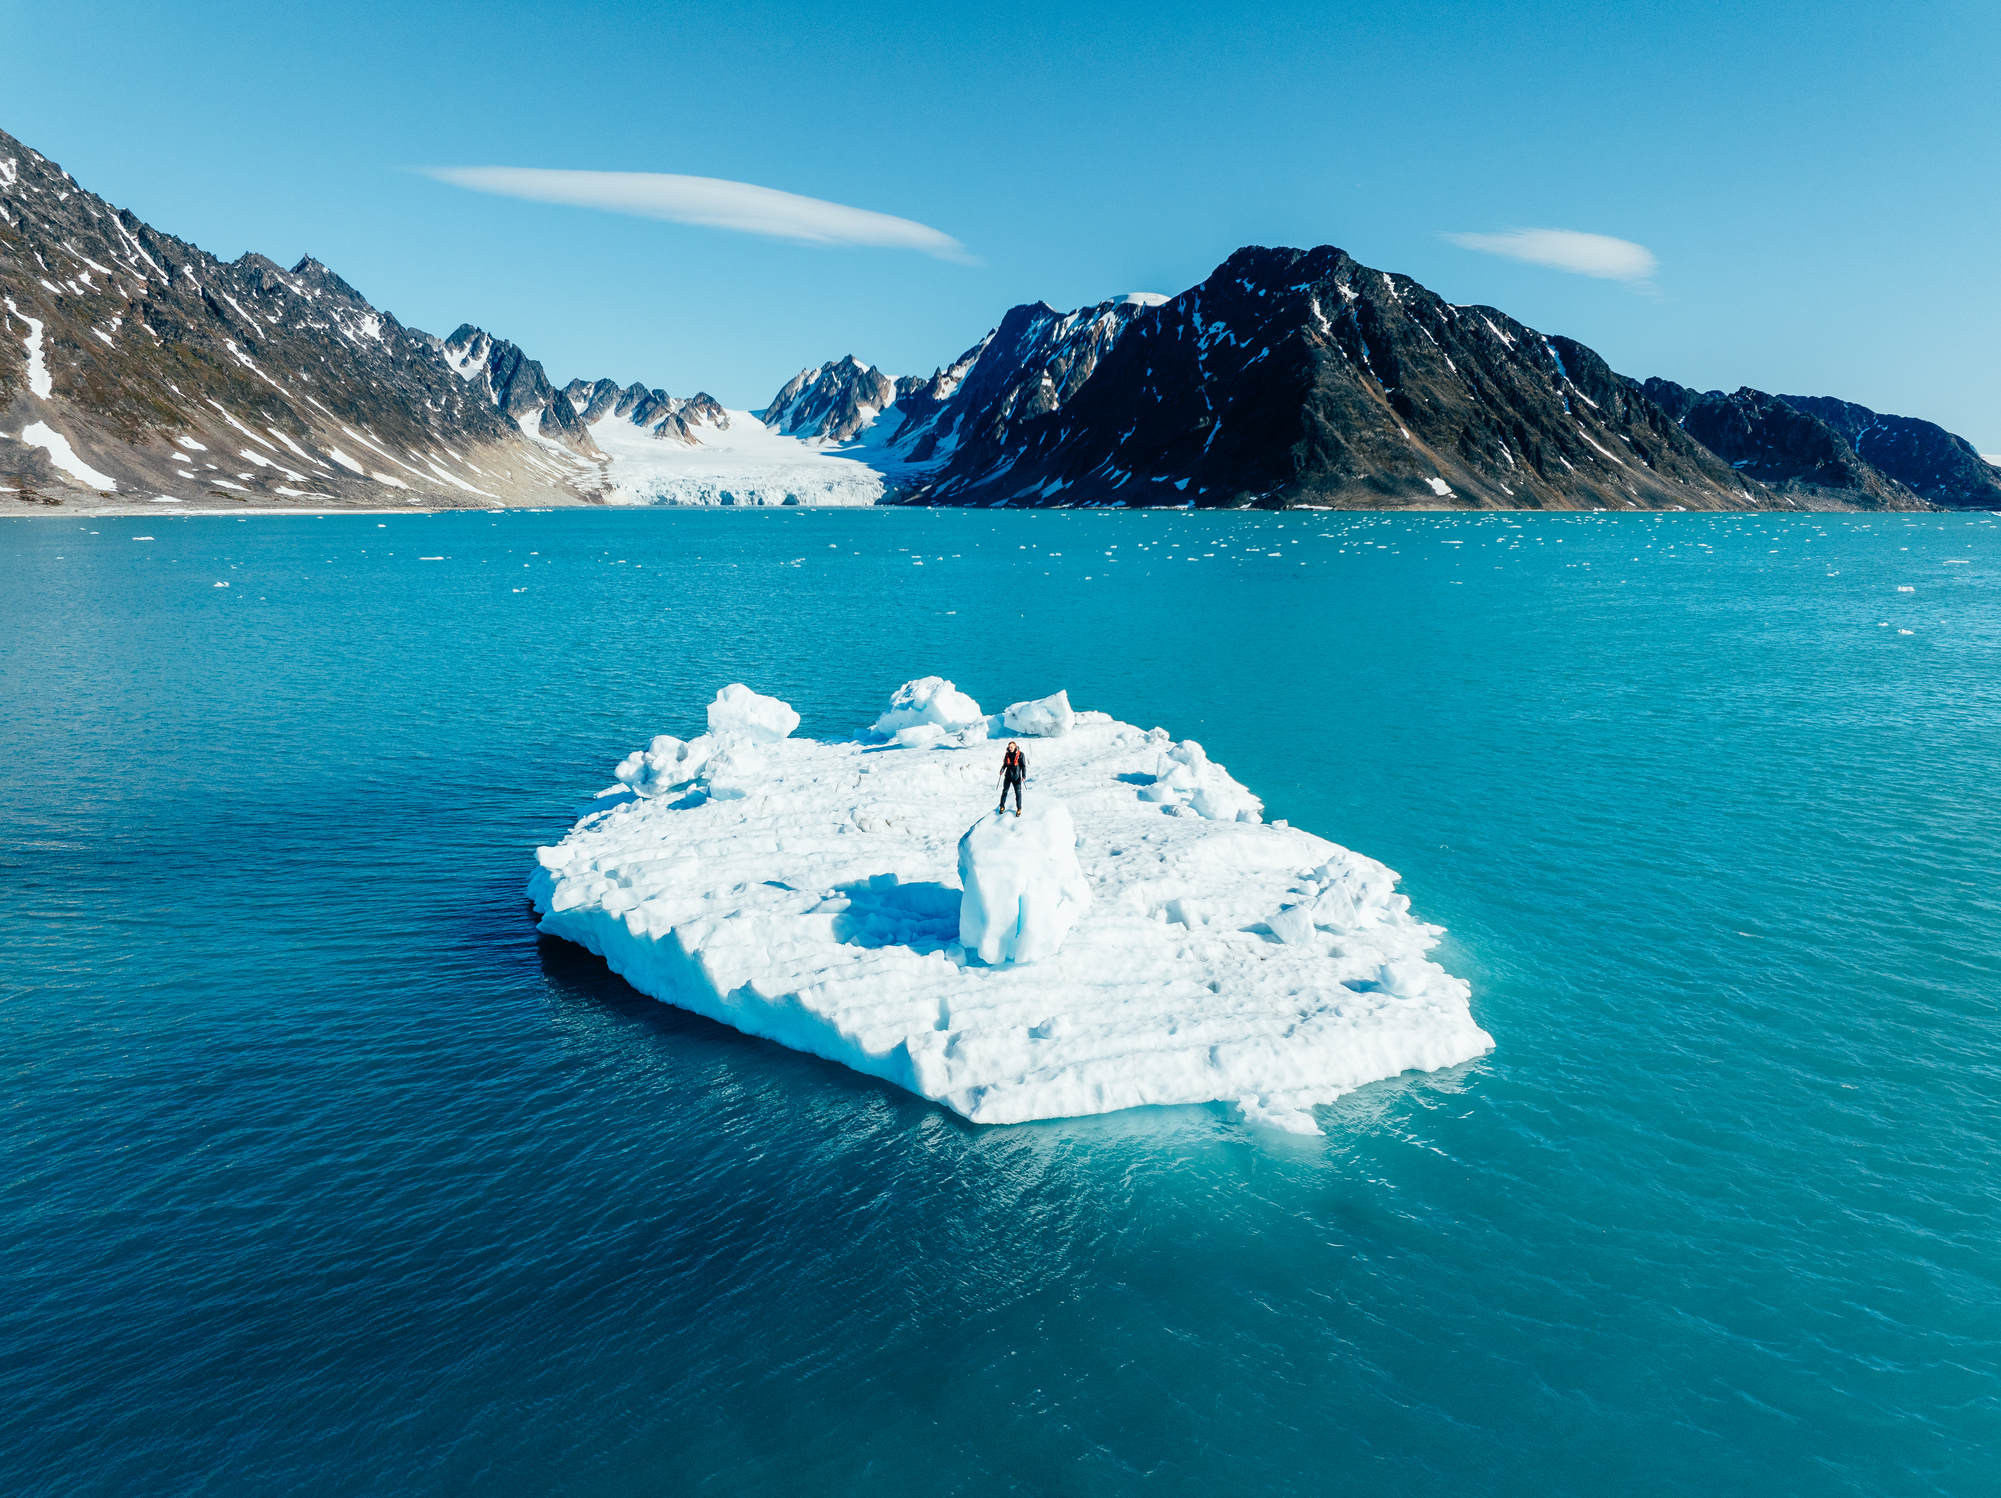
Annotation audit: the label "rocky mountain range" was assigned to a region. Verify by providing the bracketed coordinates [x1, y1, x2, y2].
[758, 354, 914, 444]
[0, 125, 736, 510]
[4, 121, 1995, 513]
[559, 374, 725, 445]
[0, 128, 606, 507]
[1775, 394, 2001, 508]
[774, 255, 1997, 512]
[888, 251, 1765, 509]
[1635, 379, 2001, 511]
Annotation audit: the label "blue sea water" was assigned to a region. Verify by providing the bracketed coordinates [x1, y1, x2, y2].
[2, 506, 1997, 1497]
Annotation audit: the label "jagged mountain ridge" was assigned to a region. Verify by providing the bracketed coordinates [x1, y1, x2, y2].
[776, 254, 1998, 512]
[8, 120, 1993, 513]
[436, 325, 731, 453]
[0, 125, 616, 507]
[1636, 378, 2001, 510]
[0, 126, 735, 509]
[758, 293, 1175, 481]
[795, 250, 1775, 510]
[1774, 394, 2001, 509]
[1636, 379, 1926, 510]
[757, 355, 911, 445]
[558, 375, 725, 445]
[438, 324, 598, 456]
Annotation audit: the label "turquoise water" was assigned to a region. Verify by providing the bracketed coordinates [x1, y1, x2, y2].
[2, 507, 1997, 1496]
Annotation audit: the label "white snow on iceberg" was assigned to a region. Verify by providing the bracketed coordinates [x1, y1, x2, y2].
[1002, 689, 1074, 738]
[530, 682, 1493, 1133]
[871, 675, 987, 746]
[959, 802, 1093, 966]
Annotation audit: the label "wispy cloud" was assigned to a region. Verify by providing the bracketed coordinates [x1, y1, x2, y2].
[1445, 228, 1657, 284]
[419, 166, 975, 264]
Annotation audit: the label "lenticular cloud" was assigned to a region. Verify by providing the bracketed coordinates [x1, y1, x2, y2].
[1445, 228, 1658, 283]
[421, 166, 973, 263]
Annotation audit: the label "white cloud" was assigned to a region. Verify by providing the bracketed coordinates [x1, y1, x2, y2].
[1445, 228, 1657, 283]
[420, 166, 974, 264]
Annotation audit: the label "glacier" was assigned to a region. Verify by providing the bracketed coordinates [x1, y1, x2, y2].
[589, 407, 887, 507]
[530, 682, 1493, 1133]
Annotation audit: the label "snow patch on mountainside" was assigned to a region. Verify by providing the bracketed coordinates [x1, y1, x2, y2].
[5, 297, 52, 397]
[16, 420, 116, 489]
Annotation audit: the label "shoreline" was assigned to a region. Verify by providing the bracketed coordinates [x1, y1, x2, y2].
[5, 498, 1957, 521]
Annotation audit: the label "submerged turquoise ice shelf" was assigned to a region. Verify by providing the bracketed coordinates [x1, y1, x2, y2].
[2, 506, 1996, 1497]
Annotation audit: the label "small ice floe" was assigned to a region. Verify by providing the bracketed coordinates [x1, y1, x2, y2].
[531, 680, 1491, 1132]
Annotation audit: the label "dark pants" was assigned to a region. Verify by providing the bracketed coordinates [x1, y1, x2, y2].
[999, 774, 1023, 813]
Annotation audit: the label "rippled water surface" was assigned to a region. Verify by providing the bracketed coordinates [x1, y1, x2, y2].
[3, 507, 1997, 1496]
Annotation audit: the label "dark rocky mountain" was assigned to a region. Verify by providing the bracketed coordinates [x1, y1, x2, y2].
[439, 325, 598, 456]
[877, 248, 1773, 509]
[758, 355, 902, 443]
[754, 293, 1168, 478]
[0, 126, 613, 508]
[889, 295, 1162, 472]
[560, 377, 726, 444]
[1635, 379, 1925, 510]
[1633, 379, 2001, 510]
[1775, 394, 2001, 508]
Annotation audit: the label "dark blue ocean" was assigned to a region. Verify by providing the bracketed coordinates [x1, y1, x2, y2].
[2, 506, 1997, 1496]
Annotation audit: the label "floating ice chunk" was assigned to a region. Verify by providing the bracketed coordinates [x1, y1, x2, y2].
[707, 683, 799, 742]
[1003, 689, 1075, 738]
[1236, 1094, 1324, 1135]
[872, 676, 984, 739]
[615, 733, 714, 797]
[530, 689, 1491, 1132]
[617, 684, 794, 796]
[1139, 739, 1262, 823]
[958, 801, 1092, 965]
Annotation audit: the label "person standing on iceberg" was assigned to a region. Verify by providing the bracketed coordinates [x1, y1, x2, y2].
[997, 741, 1028, 816]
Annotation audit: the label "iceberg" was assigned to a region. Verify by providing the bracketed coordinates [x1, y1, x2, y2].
[531, 681, 1493, 1133]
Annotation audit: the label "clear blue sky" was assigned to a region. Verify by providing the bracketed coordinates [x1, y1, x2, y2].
[6, 0, 1998, 446]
